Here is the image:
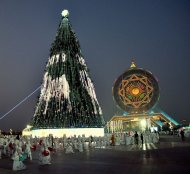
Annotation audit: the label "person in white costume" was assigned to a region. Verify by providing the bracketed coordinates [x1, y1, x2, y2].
[7, 140, 14, 157]
[78, 140, 83, 152]
[115, 134, 121, 145]
[65, 141, 74, 154]
[125, 133, 131, 145]
[0, 138, 3, 159]
[63, 136, 67, 150]
[25, 141, 32, 160]
[53, 139, 60, 151]
[73, 139, 78, 150]
[39, 145, 51, 165]
[152, 133, 159, 143]
[88, 136, 92, 148]
[12, 150, 26, 171]
[3, 139, 8, 156]
[83, 141, 89, 151]
[0, 146, 2, 159]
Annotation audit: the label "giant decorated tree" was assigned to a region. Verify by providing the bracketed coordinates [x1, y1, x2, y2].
[31, 10, 105, 129]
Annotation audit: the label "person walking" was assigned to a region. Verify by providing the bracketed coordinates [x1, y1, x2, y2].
[140, 133, 144, 144]
[134, 131, 139, 145]
[180, 129, 185, 141]
[110, 134, 115, 146]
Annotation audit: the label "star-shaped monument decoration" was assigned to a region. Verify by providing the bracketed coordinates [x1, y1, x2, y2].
[113, 63, 159, 113]
[118, 74, 154, 108]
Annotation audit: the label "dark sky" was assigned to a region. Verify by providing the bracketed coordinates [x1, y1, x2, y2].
[0, 0, 190, 131]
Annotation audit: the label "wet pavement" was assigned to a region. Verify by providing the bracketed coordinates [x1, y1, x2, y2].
[1, 135, 190, 174]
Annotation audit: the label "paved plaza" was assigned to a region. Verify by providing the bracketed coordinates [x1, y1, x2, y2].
[0, 135, 190, 174]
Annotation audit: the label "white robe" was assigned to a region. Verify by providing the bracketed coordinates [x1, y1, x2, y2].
[78, 142, 83, 152]
[65, 143, 74, 153]
[39, 147, 51, 165]
[0, 148, 2, 159]
[25, 143, 32, 160]
[12, 152, 26, 171]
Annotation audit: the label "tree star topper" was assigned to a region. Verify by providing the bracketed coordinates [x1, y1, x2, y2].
[61, 9, 69, 17]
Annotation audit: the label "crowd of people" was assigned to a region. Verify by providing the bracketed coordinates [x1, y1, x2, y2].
[0, 131, 160, 171]
[110, 131, 160, 146]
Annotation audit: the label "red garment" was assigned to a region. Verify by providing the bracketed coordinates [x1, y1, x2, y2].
[39, 140, 43, 145]
[31, 145, 36, 151]
[48, 147, 53, 151]
[9, 143, 14, 150]
[42, 150, 49, 156]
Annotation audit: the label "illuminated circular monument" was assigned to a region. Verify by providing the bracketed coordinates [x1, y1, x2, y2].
[113, 62, 159, 114]
[107, 61, 178, 132]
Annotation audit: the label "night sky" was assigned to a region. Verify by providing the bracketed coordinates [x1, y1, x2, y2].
[0, 0, 190, 131]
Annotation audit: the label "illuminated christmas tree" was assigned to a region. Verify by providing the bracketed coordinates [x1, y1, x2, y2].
[31, 10, 105, 129]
